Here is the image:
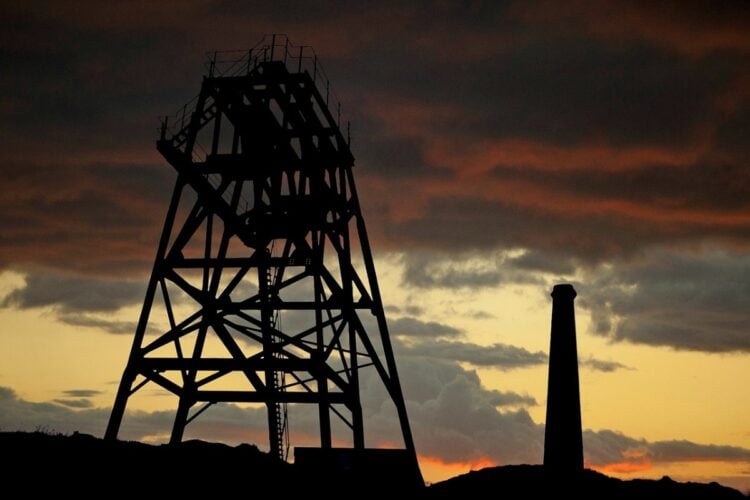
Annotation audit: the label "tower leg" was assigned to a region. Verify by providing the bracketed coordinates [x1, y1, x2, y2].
[170, 396, 191, 444]
[349, 323, 365, 449]
[354, 209, 419, 457]
[104, 369, 135, 440]
[314, 263, 332, 448]
[105, 178, 184, 441]
[318, 397, 332, 448]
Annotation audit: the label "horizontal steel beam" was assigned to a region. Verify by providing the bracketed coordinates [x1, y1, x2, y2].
[195, 390, 348, 404]
[139, 357, 315, 371]
[173, 257, 315, 268]
[231, 300, 372, 310]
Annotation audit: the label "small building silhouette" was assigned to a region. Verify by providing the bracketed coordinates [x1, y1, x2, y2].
[543, 284, 584, 472]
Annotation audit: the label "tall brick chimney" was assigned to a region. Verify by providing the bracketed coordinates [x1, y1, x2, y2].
[543, 283, 584, 472]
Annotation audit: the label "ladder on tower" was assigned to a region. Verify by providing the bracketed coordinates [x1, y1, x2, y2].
[264, 260, 289, 461]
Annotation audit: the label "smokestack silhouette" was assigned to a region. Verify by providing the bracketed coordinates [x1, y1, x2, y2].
[543, 283, 584, 472]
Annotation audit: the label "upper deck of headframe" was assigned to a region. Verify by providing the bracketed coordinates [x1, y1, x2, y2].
[157, 34, 353, 166]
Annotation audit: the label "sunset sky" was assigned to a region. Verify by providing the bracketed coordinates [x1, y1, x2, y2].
[2, 0, 750, 490]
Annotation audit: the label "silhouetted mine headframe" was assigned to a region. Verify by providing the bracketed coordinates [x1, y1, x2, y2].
[105, 35, 421, 485]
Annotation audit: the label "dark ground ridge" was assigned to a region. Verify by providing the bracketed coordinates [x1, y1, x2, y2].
[1, 431, 747, 498]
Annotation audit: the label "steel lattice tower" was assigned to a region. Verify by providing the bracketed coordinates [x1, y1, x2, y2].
[105, 36, 418, 470]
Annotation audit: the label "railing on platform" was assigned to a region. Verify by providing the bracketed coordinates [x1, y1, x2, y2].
[158, 34, 349, 161]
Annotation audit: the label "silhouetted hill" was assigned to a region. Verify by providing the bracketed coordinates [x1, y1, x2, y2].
[426, 464, 748, 499]
[2, 432, 746, 498]
[1, 431, 292, 496]
[0, 431, 417, 496]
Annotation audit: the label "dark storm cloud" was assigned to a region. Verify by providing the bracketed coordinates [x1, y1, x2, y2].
[1, 272, 144, 312]
[337, 11, 742, 158]
[2, 1, 749, 277]
[359, 37, 735, 148]
[0, 161, 171, 275]
[517, 0, 750, 57]
[490, 160, 750, 213]
[353, 122, 448, 179]
[579, 250, 750, 352]
[0, 7, 195, 156]
[386, 197, 658, 262]
[389, 316, 462, 338]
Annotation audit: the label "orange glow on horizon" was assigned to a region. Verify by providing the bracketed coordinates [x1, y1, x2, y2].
[418, 454, 497, 484]
[590, 460, 653, 474]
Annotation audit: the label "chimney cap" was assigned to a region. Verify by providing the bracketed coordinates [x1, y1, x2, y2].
[551, 283, 577, 299]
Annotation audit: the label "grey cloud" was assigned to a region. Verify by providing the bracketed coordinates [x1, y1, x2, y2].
[0, 272, 143, 335]
[407, 375, 542, 464]
[580, 250, 750, 352]
[506, 250, 577, 276]
[583, 429, 644, 465]
[486, 390, 537, 407]
[1, 272, 144, 313]
[389, 316, 462, 338]
[402, 252, 503, 289]
[62, 390, 102, 398]
[53, 398, 94, 409]
[401, 250, 574, 289]
[580, 357, 633, 373]
[0, 385, 267, 444]
[399, 249, 573, 293]
[384, 304, 425, 316]
[397, 337, 629, 372]
[583, 429, 750, 468]
[466, 310, 496, 320]
[651, 440, 750, 463]
[0, 386, 110, 436]
[58, 312, 138, 335]
[398, 338, 548, 369]
[360, 356, 546, 464]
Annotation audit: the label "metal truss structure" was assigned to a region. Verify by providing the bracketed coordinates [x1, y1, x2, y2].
[105, 35, 418, 468]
